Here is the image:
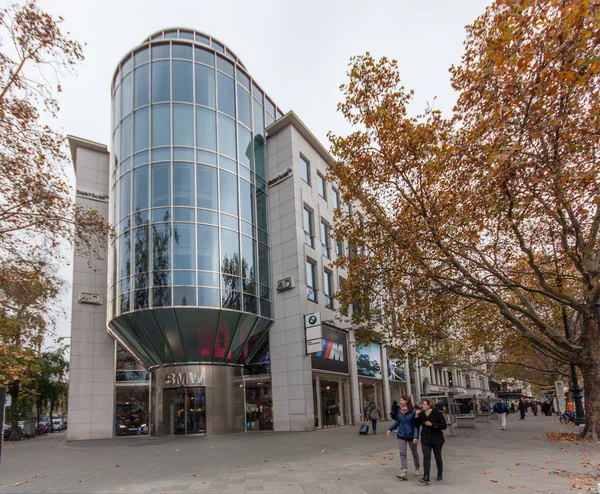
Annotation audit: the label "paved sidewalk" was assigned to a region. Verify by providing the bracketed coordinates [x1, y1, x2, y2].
[0, 414, 598, 493]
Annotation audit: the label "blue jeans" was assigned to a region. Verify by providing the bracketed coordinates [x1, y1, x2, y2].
[371, 419, 378, 431]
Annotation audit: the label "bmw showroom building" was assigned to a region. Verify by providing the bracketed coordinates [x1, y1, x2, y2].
[66, 29, 412, 440]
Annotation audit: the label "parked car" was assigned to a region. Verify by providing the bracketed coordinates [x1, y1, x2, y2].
[52, 418, 64, 432]
[4, 424, 23, 440]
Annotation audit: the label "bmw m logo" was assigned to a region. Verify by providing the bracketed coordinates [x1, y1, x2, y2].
[309, 315, 317, 325]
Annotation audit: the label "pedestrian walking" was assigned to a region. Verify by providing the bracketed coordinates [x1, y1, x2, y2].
[386, 395, 421, 481]
[415, 399, 446, 484]
[531, 402, 538, 416]
[368, 402, 382, 434]
[519, 399, 526, 420]
[492, 398, 509, 430]
[390, 400, 400, 421]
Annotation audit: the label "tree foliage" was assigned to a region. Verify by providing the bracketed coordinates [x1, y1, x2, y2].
[329, 0, 600, 438]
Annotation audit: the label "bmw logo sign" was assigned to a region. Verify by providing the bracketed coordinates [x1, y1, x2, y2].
[309, 315, 317, 325]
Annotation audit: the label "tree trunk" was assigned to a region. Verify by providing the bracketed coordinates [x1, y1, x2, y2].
[581, 357, 600, 440]
[49, 402, 54, 433]
[8, 381, 20, 441]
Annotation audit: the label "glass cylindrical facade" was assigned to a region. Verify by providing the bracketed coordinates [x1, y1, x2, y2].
[108, 29, 279, 369]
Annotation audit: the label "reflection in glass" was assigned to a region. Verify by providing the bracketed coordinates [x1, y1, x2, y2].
[219, 170, 238, 216]
[152, 60, 170, 102]
[217, 72, 235, 117]
[239, 179, 254, 224]
[197, 225, 219, 271]
[151, 104, 171, 147]
[151, 163, 171, 207]
[198, 288, 220, 308]
[256, 188, 267, 231]
[195, 64, 215, 108]
[238, 125, 252, 168]
[173, 286, 196, 306]
[134, 288, 149, 310]
[253, 99, 264, 138]
[173, 104, 194, 146]
[198, 271, 219, 287]
[153, 287, 172, 307]
[119, 232, 131, 280]
[259, 243, 270, 289]
[173, 162, 194, 206]
[237, 87, 251, 128]
[214, 311, 240, 360]
[133, 225, 149, 274]
[221, 229, 240, 276]
[218, 114, 236, 159]
[172, 61, 193, 102]
[115, 385, 150, 436]
[241, 234, 256, 293]
[254, 135, 265, 179]
[173, 223, 195, 270]
[152, 223, 171, 277]
[120, 172, 131, 219]
[196, 107, 216, 151]
[133, 166, 149, 211]
[134, 107, 149, 152]
[196, 165, 217, 209]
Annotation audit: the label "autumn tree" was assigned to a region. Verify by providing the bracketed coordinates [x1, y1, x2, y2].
[329, 0, 600, 438]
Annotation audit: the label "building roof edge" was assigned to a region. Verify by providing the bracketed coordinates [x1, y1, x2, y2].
[67, 135, 109, 172]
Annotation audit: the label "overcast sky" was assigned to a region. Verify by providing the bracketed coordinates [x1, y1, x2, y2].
[41, 0, 491, 340]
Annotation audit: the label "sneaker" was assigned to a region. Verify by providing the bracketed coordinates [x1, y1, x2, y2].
[436, 475, 443, 481]
[396, 469, 407, 480]
[502, 426, 505, 430]
[414, 468, 420, 477]
[418, 477, 431, 485]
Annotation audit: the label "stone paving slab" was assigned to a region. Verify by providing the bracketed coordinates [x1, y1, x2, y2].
[0, 414, 597, 493]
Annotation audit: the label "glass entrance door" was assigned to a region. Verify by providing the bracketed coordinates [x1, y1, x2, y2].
[169, 387, 206, 435]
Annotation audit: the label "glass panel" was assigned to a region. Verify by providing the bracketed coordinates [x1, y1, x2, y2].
[120, 172, 131, 219]
[254, 136, 265, 179]
[259, 244, 270, 288]
[196, 165, 217, 209]
[198, 271, 219, 287]
[241, 221, 254, 237]
[152, 222, 171, 272]
[172, 104, 194, 147]
[239, 179, 254, 224]
[134, 311, 173, 362]
[121, 115, 132, 158]
[179, 31, 194, 41]
[173, 147, 194, 161]
[239, 165, 251, 182]
[135, 273, 147, 289]
[222, 289, 241, 310]
[151, 104, 171, 147]
[242, 235, 256, 293]
[164, 31, 178, 39]
[252, 84, 263, 103]
[266, 112, 274, 127]
[300, 155, 310, 183]
[134, 49, 149, 66]
[221, 229, 240, 277]
[197, 288, 220, 309]
[153, 270, 170, 287]
[237, 86, 251, 128]
[173, 286, 196, 306]
[217, 56, 234, 77]
[197, 309, 218, 360]
[152, 147, 171, 161]
[253, 99, 264, 138]
[236, 68, 250, 90]
[121, 157, 132, 175]
[219, 170, 238, 216]
[119, 232, 131, 279]
[134, 107, 149, 152]
[173, 223, 195, 269]
[195, 46, 214, 66]
[153, 309, 186, 362]
[214, 312, 240, 361]
[196, 149, 216, 165]
[133, 225, 149, 274]
[220, 213, 238, 231]
[151, 163, 171, 207]
[256, 188, 267, 231]
[173, 207, 194, 221]
[195, 107, 216, 151]
[172, 43, 192, 60]
[174, 309, 199, 361]
[212, 40, 224, 53]
[218, 114, 236, 158]
[122, 73, 133, 116]
[217, 72, 235, 117]
[172, 61, 193, 102]
[239, 318, 270, 364]
[265, 98, 275, 117]
[151, 43, 170, 60]
[238, 125, 252, 168]
[173, 162, 194, 206]
[197, 209, 218, 224]
[115, 385, 150, 436]
[153, 287, 171, 307]
[228, 314, 257, 362]
[134, 289, 149, 310]
[197, 225, 219, 271]
[152, 207, 171, 222]
[152, 60, 170, 102]
[174, 271, 195, 285]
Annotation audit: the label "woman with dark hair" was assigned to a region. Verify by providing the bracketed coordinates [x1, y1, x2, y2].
[415, 398, 447, 484]
[386, 395, 420, 480]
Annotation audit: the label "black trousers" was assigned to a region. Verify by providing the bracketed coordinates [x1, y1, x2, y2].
[422, 442, 443, 479]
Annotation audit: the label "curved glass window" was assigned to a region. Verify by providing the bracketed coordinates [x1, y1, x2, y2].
[221, 229, 240, 276]
[197, 165, 217, 209]
[196, 107, 216, 151]
[115, 84, 122, 123]
[218, 114, 236, 159]
[239, 179, 254, 224]
[195, 47, 214, 66]
[134, 150, 149, 167]
[237, 87, 251, 128]
[254, 136, 265, 180]
[133, 166, 149, 212]
[219, 170, 238, 217]
[238, 125, 252, 168]
[133, 107, 149, 152]
[256, 187, 267, 232]
[152, 223, 171, 272]
[121, 115, 132, 159]
[152, 61, 170, 102]
[173, 162, 194, 206]
[253, 99, 264, 138]
[151, 163, 171, 207]
[197, 225, 219, 271]
[152, 43, 170, 60]
[174, 223, 195, 270]
[241, 234, 256, 291]
[119, 232, 131, 279]
[172, 43, 192, 60]
[172, 61, 193, 102]
[134, 48, 149, 66]
[198, 288, 219, 308]
[173, 104, 194, 147]
[122, 73, 133, 117]
[217, 72, 235, 117]
[195, 64, 215, 108]
[217, 56, 234, 77]
[151, 104, 171, 147]
[134, 225, 149, 274]
[120, 172, 131, 219]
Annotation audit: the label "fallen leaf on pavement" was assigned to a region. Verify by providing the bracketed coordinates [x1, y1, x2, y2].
[490, 479, 498, 483]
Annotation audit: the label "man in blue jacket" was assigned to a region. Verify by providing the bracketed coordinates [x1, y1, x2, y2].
[492, 399, 509, 430]
[386, 396, 420, 480]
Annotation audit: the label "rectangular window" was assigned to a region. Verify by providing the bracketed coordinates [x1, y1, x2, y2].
[320, 221, 330, 259]
[336, 238, 344, 257]
[332, 188, 340, 209]
[303, 207, 314, 248]
[323, 269, 333, 309]
[317, 173, 326, 200]
[306, 259, 317, 302]
[300, 155, 310, 185]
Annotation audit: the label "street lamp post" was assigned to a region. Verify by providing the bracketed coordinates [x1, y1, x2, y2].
[562, 306, 584, 425]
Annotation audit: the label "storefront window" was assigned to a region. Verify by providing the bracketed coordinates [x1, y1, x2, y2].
[115, 385, 150, 436]
[245, 382, 273, 431]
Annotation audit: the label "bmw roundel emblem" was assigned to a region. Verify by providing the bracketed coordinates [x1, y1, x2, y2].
[309, 315, 317, 325]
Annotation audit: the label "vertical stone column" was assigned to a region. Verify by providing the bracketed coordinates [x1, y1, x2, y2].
[405, 356, 413, 400]
[381, 345, 391, 419]
[348, 331, 362, 424]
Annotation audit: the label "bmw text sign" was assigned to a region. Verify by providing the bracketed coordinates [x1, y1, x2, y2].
[311, 326, 349, 374]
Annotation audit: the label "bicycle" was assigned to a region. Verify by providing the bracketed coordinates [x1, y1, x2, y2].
[558, 410, 575, 424]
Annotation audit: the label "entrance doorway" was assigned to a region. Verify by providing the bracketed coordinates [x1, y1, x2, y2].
[168, 387, 206, 435]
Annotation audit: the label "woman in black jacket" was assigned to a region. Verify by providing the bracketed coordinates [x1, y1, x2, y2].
[415, 398, 447, 484]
